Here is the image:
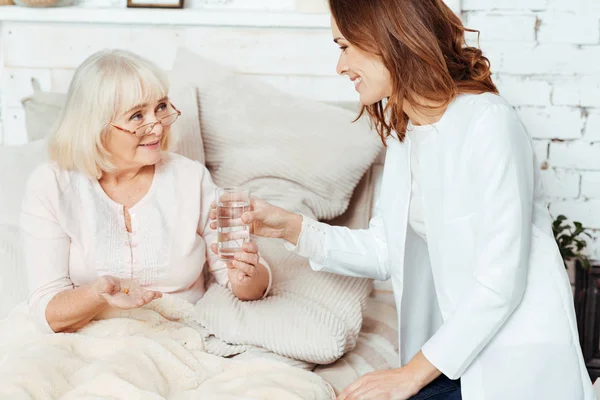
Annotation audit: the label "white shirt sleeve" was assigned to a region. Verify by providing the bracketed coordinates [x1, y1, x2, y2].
[20, 165, 73, 333]
[284, 206, 389, 281]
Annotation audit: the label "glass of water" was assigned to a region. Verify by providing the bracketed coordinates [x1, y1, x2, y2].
[215, 187, 251, 261]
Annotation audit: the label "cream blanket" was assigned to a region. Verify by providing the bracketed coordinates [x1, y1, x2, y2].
[0, 295, 334, 400]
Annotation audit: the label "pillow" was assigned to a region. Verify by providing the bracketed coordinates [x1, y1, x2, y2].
[0, 224, 28, 320]
[169, 47, 383, 220]
[314, 290, 399, 394]
[21, 78, 66, 142]
[167, 85, 205, 164]
[0, 139, 49, 228]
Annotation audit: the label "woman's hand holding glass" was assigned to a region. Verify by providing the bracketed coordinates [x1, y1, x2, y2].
[209, 196, 303, 245]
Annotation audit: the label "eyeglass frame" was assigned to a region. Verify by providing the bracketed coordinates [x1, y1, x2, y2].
[107, 102, 182, 137]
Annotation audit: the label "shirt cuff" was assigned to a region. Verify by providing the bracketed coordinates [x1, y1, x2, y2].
[283, 214, 328, 269]
[259, 257, 273, 299]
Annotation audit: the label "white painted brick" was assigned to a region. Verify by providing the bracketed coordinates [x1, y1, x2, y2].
[444, 0, 462, 14]
[547, 0, 600, 15]
[552, 77, 600, 108]
[75, 0, 124, 7]
[465, 13, 536, 42]
[550, 141, 600, 170]
[1, 68, 52, 107]
[496, 76, 551, 106]
[186, 0, 295, 10]
[537, 12, 600, 44]
[552, 78, 582, 107]
[501, 44, 590, 75]
[257, 75, 359, 103]
[3, 107, 27, 146]
[541, 169, 580, 198]
[294, 0, 328, 13]
[478, 41, 508, 72]
[51, 69, 75, 93]
[580, 47, 600, 75]
[581, 171, 600, 198]
[463, 0, 547, 11]
[585, 111, 600, 141]
[581, 82, 600, 108]
[4, 23, 338, 76]
[123, 27, 185, 70]
[183, 27, 338, 75]
[3, 23, 134, 69]
[533, 139, 550, 164]
[518, 107, 583, 139]
[550, 200, 600, 228]
[590, 233, 600, 261]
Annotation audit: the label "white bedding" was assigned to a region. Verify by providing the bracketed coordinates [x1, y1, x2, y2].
[0, 295, 334, 400]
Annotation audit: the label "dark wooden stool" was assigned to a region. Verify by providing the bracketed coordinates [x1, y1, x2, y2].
[574, 260, 600, 381]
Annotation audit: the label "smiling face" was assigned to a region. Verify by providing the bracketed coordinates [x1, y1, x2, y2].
[104, 97, 174, 171]
[332, 17, 393, 106]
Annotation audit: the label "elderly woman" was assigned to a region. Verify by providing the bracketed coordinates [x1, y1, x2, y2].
[21, 49, 271, 334]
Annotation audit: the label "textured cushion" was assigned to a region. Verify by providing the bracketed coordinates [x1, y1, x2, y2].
[0, 224, 28, 320]
[314, 290, 399, 394]
[169, 47, 383, 220]
[21, 78, 66, 142]
[168, 84, 205, 164]
[0, 139, 49, 228]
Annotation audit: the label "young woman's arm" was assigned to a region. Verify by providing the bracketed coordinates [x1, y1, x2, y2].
[219, 197, 391, 282]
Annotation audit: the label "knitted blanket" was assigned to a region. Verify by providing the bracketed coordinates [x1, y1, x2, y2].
[0, 295, 334, 399]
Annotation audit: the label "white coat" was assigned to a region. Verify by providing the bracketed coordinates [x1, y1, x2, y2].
[298, 93, 596, 399]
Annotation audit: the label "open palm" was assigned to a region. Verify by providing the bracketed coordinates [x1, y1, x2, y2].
[95, 276, 162, 310]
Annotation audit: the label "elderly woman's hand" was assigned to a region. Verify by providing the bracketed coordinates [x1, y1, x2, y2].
[93, 276, 162, 310]
[210, 241, 262, 282]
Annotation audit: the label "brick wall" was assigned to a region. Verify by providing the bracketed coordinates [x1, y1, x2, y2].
[0, 0, 599, 257]
[463, 0, 600, 259]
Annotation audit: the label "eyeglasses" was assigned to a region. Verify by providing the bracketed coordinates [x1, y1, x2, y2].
[108, 102, 181, 137]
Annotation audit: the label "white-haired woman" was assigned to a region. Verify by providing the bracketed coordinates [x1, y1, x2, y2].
[21, 49, 272, 334]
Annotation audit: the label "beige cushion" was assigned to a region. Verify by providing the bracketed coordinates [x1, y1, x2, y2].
[0, 140, 49, 228]
[314, 290, 399, 394]
[168, 85, 205, 164]
[169, 47, 383, 220]
[0, 224, 28, 320]
[21, 78, 66, 142]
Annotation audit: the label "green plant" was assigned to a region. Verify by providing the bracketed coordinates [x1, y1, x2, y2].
[552, 215, 593, 270]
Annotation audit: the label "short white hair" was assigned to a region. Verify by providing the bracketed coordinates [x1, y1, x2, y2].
[48, 49, 173, 179]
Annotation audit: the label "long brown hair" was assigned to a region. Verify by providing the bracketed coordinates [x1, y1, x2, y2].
[329, 0, 498, 143]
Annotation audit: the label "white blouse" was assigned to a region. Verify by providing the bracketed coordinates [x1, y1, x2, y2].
[407, 123, 434, 241]
[20, 152, 270, 333]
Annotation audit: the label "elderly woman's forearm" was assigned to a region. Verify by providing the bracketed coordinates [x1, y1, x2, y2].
[45, 284, 108, 333]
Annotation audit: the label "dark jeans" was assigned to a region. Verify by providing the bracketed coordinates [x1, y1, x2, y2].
[409, 375, 462, 400]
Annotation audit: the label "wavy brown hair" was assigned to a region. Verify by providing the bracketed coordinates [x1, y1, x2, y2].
[329, 0, 498, 143]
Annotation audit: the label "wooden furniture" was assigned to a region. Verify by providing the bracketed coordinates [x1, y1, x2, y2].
[574, 260, 600, 381]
